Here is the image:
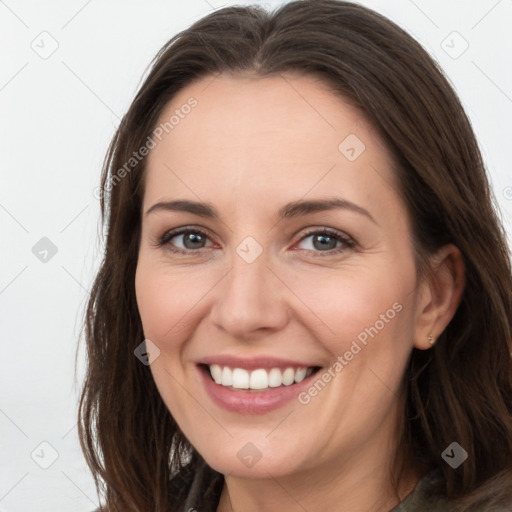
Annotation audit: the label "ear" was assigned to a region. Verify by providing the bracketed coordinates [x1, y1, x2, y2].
[413, 244, 465, 350]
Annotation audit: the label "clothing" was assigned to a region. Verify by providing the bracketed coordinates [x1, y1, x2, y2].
[180, 461, 449, 512]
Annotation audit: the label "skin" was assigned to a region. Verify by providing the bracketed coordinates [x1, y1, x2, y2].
[135, 72, 465, 512]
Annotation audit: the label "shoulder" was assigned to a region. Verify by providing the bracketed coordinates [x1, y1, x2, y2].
[389, 469, 448, 511]
[88, 459, 224, 512]
[390, 469, 512, 512]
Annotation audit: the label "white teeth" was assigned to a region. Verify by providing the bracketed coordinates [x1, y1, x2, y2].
[268, 368, 283, 387]
[232, 368, 249, 389]
[208, 365, 316, 390]
[249, 369, 268, 389]
[282, 367, 295, 386]
[295, 367, 307, 383]
[221, 366, 233, 386]
[210, 364, 222, 384]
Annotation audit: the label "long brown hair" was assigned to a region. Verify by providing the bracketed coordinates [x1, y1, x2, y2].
[78, 1, 512, 510]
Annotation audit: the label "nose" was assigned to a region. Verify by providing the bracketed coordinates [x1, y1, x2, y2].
[209, 248, 290, 339]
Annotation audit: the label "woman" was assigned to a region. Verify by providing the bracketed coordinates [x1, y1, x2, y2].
[79, 1, 512, 510]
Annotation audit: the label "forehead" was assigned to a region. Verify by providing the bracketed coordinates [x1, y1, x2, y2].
[143, 73, 399, 215]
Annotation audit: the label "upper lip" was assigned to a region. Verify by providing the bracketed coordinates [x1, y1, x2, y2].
[198, 355, 320, 371]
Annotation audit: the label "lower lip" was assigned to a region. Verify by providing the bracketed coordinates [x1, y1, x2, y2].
[198, 365, 319, 415]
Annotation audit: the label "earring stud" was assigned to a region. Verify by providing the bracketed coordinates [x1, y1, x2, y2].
[427, 334, 435, 345]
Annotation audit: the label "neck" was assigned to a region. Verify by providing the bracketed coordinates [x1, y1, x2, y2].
[216, 404, 419, 512]
[216, 445, 420, 512]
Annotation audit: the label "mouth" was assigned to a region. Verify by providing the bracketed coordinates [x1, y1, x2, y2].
[198, 363, 322, 392]
[196, 355, 324, 414]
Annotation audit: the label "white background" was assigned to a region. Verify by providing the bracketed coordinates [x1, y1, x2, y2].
[1, 0, 511, 510]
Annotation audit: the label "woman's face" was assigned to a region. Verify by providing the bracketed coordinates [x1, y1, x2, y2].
[135, 73, 427, 478]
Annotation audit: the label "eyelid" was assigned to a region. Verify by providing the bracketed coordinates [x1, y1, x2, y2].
[294, 227, 356, 254]
[156, 226, 214, 249]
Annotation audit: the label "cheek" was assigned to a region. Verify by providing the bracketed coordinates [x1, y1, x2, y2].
[319, 269, 418, 408]
[135, 257, 211, 343]
[289, 262, 414, 351]
[134, 259, 207, 415]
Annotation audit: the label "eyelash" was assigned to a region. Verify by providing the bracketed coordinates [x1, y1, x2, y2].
[156, 226, 357, 257]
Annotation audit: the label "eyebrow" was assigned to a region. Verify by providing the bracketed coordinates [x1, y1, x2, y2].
[145, 197, 377, 224]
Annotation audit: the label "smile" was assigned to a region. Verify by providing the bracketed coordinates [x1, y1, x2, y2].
[197, 356, 322, 414]
[207, 364, 316, 390]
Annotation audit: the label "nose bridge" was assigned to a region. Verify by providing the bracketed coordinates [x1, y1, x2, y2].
[209, 238, 289, 337]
